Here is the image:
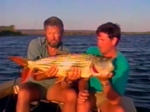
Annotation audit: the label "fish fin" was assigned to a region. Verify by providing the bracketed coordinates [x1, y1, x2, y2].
[21, 67, 34, 83]
[55, 77, 65, 83]
[8, 56, 29, 67]
[8, 56, 34, 83]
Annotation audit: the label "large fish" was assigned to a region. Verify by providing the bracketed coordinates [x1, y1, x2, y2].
[9, 54, 114, 83]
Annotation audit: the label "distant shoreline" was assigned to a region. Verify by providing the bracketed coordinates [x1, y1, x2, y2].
[17, 29, 150, 36]
[0, 29, 150, 37]
[0, 30, 26, 37]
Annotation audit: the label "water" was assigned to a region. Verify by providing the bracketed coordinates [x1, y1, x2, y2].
[0, 35, 150, 110]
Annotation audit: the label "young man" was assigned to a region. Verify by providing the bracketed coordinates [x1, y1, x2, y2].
[77, 22, 130, 112]
[16, 16, 80, 112]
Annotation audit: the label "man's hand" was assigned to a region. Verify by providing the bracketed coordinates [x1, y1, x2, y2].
[45, 65, 58, 77]
[77, 90, 89, 104]
[66, 67, 81, 82]
[33, 65, 58, 79]
[97, 72, 113, 84]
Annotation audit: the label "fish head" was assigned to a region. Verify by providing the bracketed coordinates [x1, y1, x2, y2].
[90, 56, 114, 76]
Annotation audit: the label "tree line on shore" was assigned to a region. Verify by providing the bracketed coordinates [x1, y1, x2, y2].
[0, 25, 150, 36]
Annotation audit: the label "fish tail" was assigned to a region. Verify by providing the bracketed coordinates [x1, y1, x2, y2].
[21, 67, 34, 83]
[8, 56, 33, 83]
[8, 56, 29, 67]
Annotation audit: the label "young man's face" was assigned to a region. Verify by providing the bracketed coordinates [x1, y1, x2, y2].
[97, 32, 117, 55]
[45, 26, 63, 48]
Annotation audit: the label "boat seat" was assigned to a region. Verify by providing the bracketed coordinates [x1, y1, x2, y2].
[121, 96, 137, 112]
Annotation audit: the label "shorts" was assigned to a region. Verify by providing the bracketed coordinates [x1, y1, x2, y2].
[93, 92, 137, 112]
[19, 78, 56, 99]
[95, 92, 107, 107]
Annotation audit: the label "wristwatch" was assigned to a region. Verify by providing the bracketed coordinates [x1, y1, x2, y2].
[64, 78, 72, 84]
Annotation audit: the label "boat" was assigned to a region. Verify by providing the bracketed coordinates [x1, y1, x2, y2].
[0, 77, 62, 112]
[0, 77, 138, 112]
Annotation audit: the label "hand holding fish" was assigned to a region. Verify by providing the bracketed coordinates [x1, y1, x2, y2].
[33, 65, 58, 80]
[97, 72, 113, 84]
[65, 67, 81, 82]
[77, 90, 89, 104]
[44, 65, 58, 78]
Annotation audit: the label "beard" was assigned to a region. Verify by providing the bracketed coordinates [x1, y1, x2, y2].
[48, 40, 62, 48]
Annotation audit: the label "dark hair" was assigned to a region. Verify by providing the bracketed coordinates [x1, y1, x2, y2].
[96, 22, 121, 44]
[43, 16, 64, 30]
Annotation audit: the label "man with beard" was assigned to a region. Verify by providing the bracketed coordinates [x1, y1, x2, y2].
[16, 16, 80, 112]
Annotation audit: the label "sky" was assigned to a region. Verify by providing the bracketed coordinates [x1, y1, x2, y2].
[0, 0, 150, 32]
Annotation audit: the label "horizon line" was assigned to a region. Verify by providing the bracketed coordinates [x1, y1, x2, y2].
[16, 29, 150, 32]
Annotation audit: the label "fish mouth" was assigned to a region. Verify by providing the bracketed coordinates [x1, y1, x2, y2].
[91, 65, 99, 73]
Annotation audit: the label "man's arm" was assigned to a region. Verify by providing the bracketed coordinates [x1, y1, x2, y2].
[78, 79, 88, 91]
[101, 66, 129, 104]
[33, 73, 54, 81]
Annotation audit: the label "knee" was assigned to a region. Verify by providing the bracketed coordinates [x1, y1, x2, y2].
[64, 89, 77, 103]
[18, 88, 31, 101]
[108, 105, 125, 112]
[101, 100, 125, 112]
[77, 101, 91, 112]
[114, 106, 125, 112]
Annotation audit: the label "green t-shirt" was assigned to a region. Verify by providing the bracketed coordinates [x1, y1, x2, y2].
[86, 46, 130, 95]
